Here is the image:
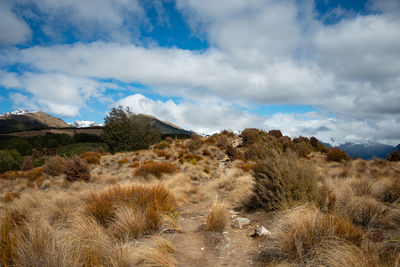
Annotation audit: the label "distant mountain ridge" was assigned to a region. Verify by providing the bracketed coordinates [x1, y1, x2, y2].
[0, 110, 71, 133]
[0, 110, 192, 137]
[337, 141, 395, 160]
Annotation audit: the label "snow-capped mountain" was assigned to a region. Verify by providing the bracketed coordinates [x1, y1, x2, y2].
[337, 141, 394, 160]
[0, 110, 70, 133]
[69, 120, 100, 128]
[0, 109, 38, 117]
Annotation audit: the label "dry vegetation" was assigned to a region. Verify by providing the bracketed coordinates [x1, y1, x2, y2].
[1, 130, 400, 266]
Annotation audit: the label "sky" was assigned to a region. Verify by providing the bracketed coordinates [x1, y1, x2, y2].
[0, 0, 400, 145]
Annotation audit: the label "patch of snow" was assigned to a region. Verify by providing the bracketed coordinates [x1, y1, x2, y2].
[69, 120, 100, 128]
[0, 109, 38, 117]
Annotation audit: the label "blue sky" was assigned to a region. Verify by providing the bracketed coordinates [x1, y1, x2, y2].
[1, 0, 400, 145]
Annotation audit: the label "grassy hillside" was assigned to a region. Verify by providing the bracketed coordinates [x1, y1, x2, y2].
[0, 130, 399, 266]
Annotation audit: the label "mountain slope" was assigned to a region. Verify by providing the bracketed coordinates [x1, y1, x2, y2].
[137, 114, 192, 136]
[337, 142, 394, 160]
[0, 110, 70, 133]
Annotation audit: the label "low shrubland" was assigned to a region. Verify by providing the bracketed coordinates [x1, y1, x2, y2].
[135, 161, 179, 178]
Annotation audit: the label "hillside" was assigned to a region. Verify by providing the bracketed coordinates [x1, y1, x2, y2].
[0, 110, 192, 137]
[1, 130, 399, 266]
[0, 110, 70, 133]
[338, 141, 394, 159]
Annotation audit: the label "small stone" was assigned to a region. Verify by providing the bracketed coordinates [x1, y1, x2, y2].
[232, 217, 251, 229]
[201, 247, 205, 250]
[251, 226, 272, 237]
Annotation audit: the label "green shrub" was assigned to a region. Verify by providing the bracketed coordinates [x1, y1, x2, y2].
[57, 143, 105, 157]
[64, 156, 90, 182]
[327, 148, 351, 162]
[103, 106, 160, 153]
[73, 133, 103, 143]
[0, 150, 22, 174]
[247, 147, 325, 211]
[2, 138, 32, 155]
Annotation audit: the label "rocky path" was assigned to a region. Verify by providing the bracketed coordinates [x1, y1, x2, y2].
[167, 170, 269, 267]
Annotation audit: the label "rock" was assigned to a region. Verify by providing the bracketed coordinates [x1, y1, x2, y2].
[232, 217, 251, 229]
[251, 226, 272, 237]
[231, 138, 243, 148]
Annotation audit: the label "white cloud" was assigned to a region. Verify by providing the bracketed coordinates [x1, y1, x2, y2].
[117, 94, 400, 145]
[14, 0, 145, 42]
[0, 1, 31, 46]
[1, 1, 400, 144]
[0, 72, 110, 117]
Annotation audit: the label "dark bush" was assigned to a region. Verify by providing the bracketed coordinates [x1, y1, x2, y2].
[3, 138, 32, 155]
[247, 147, 325, 211]
[226, 145, 242, 160]
[327, 148, 351, 162]
[187, 134, 202, 151]
[73, 133, 103, 143]
[21, 157, 33, 171]
[386, 150, 400, 161]
[0, 150, 22, 173]
[43, 155, 67, 176]
[64, 156, 90, 182]
[268, 129, 283, 139]
[103, 106, 160, 153]
[240, 128, 268, 146]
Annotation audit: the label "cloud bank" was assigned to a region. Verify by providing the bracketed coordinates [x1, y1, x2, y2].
[0, 0, 399, 144]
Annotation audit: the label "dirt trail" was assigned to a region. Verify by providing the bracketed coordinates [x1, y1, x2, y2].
[168, 163, 268, 267]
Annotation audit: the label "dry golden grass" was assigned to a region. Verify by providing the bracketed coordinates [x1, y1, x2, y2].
[205, 200, 229, 232]
[262, 206, 364, 264]
[85, 184, 176, 232]
[80, 152, 102, 165]
[134, 237, 177, 267]
[135, 161, 179, 178]
[110, 205, 147, 240]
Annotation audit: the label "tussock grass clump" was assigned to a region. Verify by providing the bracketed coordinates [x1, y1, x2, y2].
[65, 156, 90, 182]
[134, 237, 177, 267]
[205, 200, 229, 232]
[24, 167, 43, 182]
[135, 161, 178, 178]
[0, 211, 18, 266]
[117, 158, 129, 166]
[247, 147, 325, 211]
[155, 150, 172, 159]
[110, 205, 147, 240]
[327, 148, 351, 162]
[43, 155, 67, 176]
[154, 141, 171, 150]
[262, 206, 364, 264]
[372, 178, 400, 203]
[80, 152, 102, 165]
[85, 184, 177, 234]
[340, 196, 382, 226]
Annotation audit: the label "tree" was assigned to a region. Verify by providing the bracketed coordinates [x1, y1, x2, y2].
[103, 106, 160, 153]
